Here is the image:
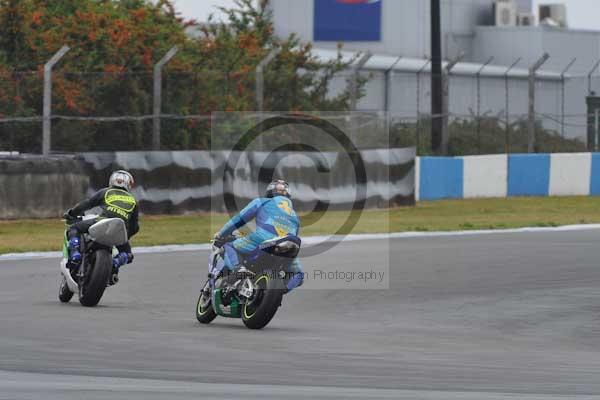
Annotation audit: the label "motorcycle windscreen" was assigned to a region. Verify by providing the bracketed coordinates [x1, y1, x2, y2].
[88, 218, 128, 247]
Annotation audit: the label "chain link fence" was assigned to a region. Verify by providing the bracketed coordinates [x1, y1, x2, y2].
[1, 54, 599, 155]
[386, 69, 593, 155]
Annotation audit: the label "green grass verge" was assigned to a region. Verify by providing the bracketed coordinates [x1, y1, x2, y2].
[1, 196, 598, 255]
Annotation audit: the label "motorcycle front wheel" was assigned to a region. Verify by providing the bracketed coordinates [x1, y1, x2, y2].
[196, 282, 217, 324]
[58, 276, 74, 303]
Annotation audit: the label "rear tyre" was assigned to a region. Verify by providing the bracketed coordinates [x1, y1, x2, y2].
[242, 272, 284, 330]
[58, 276, 74, 303]
[196, 283, 217, 324]
[79, 249, 111, 307]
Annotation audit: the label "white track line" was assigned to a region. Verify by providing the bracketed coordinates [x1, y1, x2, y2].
[2, 224, 600, 262]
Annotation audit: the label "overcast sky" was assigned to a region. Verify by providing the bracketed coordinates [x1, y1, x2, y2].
[171, 0, 237, 23]
[171, 0, 600, 31]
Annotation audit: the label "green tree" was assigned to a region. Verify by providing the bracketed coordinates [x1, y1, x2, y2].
[0, 0, 364, 152]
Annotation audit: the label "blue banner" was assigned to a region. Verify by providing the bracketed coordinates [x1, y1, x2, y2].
[314, 0, 382, 41]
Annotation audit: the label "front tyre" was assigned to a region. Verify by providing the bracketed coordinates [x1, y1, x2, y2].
[58, 276, 74, 303]
[79, 249, 111, 307]
[242, 272, 284, 330]
[196, 283, 217, 324]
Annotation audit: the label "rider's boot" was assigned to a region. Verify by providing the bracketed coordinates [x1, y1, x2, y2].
[109, 252, 129, 286]
[67, 237, 82, 268]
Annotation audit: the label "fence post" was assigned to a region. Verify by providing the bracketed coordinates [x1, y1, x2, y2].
[416, 59, 430, 153]
[42, 45, 70, 156]
[384, 55, 402, 114]
[560, 58, 576, 138]
[349, 52, 372, 111]
[587, 59, 600, 94]
[384, 56, 402, 146]
[528, 53, 550, 153]
[476, 56, 494, 154]
[256, 48, 281, 112]
[11, 73, 20, 153]
[442, 52, 464, 155]
[504, 58, 521, 154]
[152, 46, 178, 151]
[347, 52, 372, 145]
[594, 109, 600, 152]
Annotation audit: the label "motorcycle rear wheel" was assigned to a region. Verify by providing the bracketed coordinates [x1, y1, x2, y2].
[79, 249, 111, 307]
[242, 272, 284, 330]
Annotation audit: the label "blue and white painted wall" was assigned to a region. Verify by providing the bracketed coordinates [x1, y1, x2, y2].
[416, 153, 600, 201]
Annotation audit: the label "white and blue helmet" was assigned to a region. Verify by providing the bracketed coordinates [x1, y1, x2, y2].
[109, 170, 135, 192]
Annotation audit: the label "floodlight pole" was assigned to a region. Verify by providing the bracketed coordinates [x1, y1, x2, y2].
[430, 0, 443, 154]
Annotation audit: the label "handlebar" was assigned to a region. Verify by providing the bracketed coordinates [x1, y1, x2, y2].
[63, 215, 83, 225]
[62, 213, 98, 225]
[211, 234, 238, 248]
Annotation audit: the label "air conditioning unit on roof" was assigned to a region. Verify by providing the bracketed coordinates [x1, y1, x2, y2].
[494, 1, 517, 27]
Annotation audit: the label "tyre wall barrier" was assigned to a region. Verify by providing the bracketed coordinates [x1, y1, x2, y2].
[416, 153, 598, 201]
[77, 148, 416, 215]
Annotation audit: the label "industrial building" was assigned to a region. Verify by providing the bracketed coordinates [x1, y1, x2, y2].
[268, 0, 600, 142]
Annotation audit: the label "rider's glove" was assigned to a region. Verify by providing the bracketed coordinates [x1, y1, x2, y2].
[213, 232, 224, 247]
[63, 208, 75, 220]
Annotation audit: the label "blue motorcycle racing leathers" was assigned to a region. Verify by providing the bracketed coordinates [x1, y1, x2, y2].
[218, 195, 304, 292]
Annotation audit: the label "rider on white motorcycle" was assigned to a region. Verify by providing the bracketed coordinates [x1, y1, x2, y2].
[63, 170, 139, 274]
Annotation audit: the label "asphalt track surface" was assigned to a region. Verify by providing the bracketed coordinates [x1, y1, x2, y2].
[1, 231, 600, 399]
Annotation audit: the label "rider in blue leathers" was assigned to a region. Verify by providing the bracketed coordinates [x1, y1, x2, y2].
[214, 180, 304, 293]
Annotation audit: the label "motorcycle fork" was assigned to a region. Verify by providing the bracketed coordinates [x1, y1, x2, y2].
[77, 239, 87, 283]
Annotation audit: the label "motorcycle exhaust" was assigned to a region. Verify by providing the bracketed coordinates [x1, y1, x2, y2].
[109, 274, 119, 286]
